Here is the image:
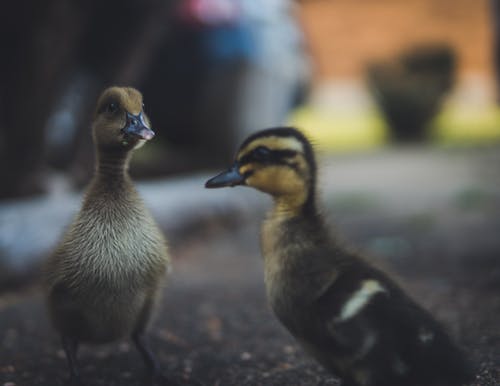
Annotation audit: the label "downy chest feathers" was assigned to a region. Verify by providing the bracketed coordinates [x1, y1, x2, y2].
[48, 181, 169, 292]
[261, 212, 337, 328]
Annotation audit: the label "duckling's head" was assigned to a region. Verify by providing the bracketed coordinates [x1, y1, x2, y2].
[92, 87, 154, 151]
[206, 127, 317, 211]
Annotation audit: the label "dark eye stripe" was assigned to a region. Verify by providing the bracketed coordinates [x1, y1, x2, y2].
[284, 161, 300, 172]
[240, 149, 299, 166]
[274, 149, 298, 159]
[254, 146, 271, 159]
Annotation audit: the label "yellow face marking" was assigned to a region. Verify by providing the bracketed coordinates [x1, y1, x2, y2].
[291, 153, 308, 175]
[239, 154, 307, 195]
[237, 136, 309, 198]
[237, 136, 304, 161]
[234, 134, 313, 214]
[245, 165, 303, 195]
[239, 164, 254, 176]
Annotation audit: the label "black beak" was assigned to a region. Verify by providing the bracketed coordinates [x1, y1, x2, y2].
[205, 163, 245, 188]
[122, 112, 155, 140]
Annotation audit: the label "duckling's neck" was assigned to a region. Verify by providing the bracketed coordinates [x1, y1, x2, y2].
[263, 188, 328, 306]
[272, 187, 317, 220]
[95, 147, 133, 181]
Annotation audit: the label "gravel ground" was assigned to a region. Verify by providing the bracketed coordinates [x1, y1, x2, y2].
[0, 220, 499, 386]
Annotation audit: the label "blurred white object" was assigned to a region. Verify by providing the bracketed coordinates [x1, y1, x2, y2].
[236, 0, 312, 139]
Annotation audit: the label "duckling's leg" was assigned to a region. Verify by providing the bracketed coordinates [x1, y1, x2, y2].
[132, 332, 172, 386]
[61, 335, 82, 386]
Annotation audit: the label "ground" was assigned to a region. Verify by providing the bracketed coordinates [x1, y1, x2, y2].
[1, 225, 499, 386]
[1, 146, 499, 386]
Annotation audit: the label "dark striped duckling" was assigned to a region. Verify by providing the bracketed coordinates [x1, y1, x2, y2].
[45, 87, 170, 385]
[205, 127, 474, 386]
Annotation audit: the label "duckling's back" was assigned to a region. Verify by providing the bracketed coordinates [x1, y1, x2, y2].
[45, 177, 170, 343]
[262, 214, 473, 386]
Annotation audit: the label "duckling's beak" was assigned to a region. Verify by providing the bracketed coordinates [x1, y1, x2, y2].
[205, 163, 245, 188]
[122, 112, 155, 140]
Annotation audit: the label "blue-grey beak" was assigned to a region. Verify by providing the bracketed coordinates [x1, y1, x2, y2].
[205, 163, 245, 188]
[122, 112, 155, 140]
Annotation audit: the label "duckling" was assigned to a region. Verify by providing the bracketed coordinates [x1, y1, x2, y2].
[45, 87, 171, 386]
[205, 127, 474, 386]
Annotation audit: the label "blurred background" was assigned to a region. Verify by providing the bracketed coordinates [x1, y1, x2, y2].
[0, 1, 499, 385]
[1, 0, 498, 199]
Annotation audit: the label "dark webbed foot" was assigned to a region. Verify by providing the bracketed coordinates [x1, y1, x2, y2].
[61, 336, 83, 386]
[150, 371, 175, 386]
[133, 332, 175, 385]
[66, 376, 84, 386]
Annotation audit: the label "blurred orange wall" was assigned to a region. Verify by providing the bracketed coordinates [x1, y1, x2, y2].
[300, 0, 494, 81]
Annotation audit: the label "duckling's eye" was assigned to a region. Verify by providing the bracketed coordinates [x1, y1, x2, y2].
[106, 102, 118, 113]
[253, 146, 272, 161]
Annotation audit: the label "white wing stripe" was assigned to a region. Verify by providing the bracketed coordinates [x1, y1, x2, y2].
[338, 280, 387, 321]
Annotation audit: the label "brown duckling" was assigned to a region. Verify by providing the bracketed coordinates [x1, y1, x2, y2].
[205, 127, 474, 386]
[45, 87, 170, 385]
